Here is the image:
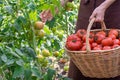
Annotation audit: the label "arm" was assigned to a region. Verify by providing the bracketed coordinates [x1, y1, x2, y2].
[99, 0, 116, 10]
[90, 0, 116, 22]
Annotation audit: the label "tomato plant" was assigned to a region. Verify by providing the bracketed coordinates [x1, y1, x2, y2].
[0, 0, 80, 80]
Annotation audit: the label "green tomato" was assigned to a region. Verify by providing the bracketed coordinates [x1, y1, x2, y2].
[41, 59, 48, 67]
[66, 2, 74, 8]
[42, 49, 50, 57]
[55, 30, 64, 39]
[36, 47, 41, 54]
[52, 27, 57, 32]
[53, 51, 59, 57]
[65, 2, 76, 11]
[35, 29, 45, 38]
[37, 54, 44, 62]
[34, 21, 44, 30]
[63, 66, 69, 71]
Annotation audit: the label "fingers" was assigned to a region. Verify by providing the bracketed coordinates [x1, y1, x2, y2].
[89, 13, 104, 22]
[95, 17, 104, 22]
[89, 6, 105, 23]
[89, 12, 96, 22]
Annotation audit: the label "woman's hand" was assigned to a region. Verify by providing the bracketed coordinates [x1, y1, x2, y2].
[90, 0, 116, 22]
[90, 6, 106, 22]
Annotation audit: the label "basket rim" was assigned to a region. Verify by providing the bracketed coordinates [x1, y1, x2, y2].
[65, 46, 120, 55]
[89, 29, 120, 32]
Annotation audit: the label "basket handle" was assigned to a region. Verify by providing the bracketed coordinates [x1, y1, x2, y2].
[86, 18, 107, 53]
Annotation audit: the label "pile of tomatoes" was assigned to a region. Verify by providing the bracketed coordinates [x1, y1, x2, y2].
[66, 29, 120, 51]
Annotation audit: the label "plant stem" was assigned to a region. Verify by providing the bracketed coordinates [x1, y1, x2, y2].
[65, 12, 69, 36]
[31, 22, 37, 52]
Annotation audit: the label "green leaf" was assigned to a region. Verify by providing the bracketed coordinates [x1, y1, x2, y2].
[14, 16, 26, 32]
[50, 4, 55, 16]
[0, 14, 3, 22]
[25, 47, 36, 58]
[27, 2, 36, 11]
[15, 48, 24, 57]
[14, 19, 22, 32]
[0, 0, 3, 4]
[18, 16, 27, 24]
[1, 54, 7, 63]
[63, 77, 72, 80]
[10, 51, 21, 58]
[29, 11, 37, 21]
[46, 18, 56, 28]
[47, 68, 56, 79]
[4, 6, 13, 14]
[13, 66, 24, 78]
[43, 74, 48, 80]
[6, 46, 21, 58]
[16, 59, 24, 66]
[31, 67, 41, 78]
[43, 25, 51, 35]
[53, 39, 61, 50]
[44, 68, 56, 80]
[40, 4, 50, 10]
[24, 69, 32, 80]
[6, 59, 14, 65]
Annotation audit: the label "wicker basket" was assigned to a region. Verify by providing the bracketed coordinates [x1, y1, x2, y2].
[65, 18, 120, 78]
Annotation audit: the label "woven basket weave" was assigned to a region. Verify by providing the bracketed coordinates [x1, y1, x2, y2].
[65, 18, 120, 78]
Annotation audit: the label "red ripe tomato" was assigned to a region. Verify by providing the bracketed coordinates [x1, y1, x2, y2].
[83, 43, 86, 46]
[113, 39, 120, 45]
[96, 31, 106, 37]
[82, 42, 92, 49]
[82, 33, 94, 44]
[81, 45, 86, 51]
[76, 29, 86, 38]
[66, 34, 81, 41]
[109, 29, 118, 37]
[90, 32, 95, 37]
[95, 34, 106, 44]
[112, 44, 119, 48]
[103, 46, 111, 50]
[93, 47, 101, 50]
[108, 34, 116, 40]
[101, 37, 113, 46]
[91, 42, 98, 49]
[97, 45, 102, 50]
[66, 34, 82, 50]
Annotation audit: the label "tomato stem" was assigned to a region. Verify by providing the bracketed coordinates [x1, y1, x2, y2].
[31, 22, 37, 53]
[72, 40, 77, 42]
[65, 12, 69, 36]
